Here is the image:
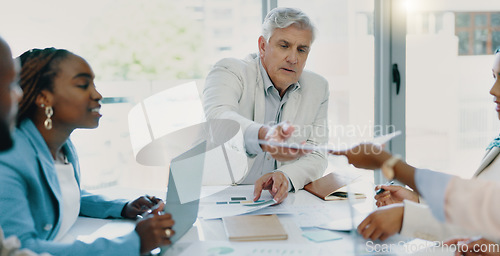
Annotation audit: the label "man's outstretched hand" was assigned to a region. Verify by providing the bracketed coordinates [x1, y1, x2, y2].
[259, 122, 310, 162]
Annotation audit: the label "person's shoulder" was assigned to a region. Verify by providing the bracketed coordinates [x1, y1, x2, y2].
[0, 127, 36, 167]
[299, 69, 329, 88]
[212, 53, 259, 73]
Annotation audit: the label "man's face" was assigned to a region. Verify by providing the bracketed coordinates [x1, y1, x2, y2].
[0, 40, 22, 151]
[259, 25, 313, 94]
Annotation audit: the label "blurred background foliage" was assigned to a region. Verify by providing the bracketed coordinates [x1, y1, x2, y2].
[81, 0, 205, 81]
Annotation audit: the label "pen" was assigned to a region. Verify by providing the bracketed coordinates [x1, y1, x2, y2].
[375, 180, 394, 195]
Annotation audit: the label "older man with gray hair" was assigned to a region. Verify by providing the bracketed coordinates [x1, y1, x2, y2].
[203, 7, 329, 203]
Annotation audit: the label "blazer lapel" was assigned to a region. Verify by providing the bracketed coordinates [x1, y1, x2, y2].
[20, 120, 63, 208]
[473, 147, 500, 177]
[253, 59, 265, 124]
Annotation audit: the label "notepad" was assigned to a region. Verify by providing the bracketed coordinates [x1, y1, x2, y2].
[304, 173, 366, 201]
[222, 214, 288, 241]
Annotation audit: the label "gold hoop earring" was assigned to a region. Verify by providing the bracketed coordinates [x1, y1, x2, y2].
[44, 106, 53, 130]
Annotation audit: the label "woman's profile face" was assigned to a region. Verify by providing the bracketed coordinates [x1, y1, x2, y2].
[48, 54, 102, 130]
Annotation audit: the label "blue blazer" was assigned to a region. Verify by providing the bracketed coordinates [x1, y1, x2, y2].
[0, 120, 140, 255]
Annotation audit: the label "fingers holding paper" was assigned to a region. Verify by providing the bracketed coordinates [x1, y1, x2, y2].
[329, 143, 391, 170]
[259, 122, 311, 162]
[253, 172, 289, 204]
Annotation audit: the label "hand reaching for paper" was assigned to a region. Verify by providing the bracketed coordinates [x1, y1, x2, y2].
[329, 143, 391, 170]
[253, 171, 289, 204]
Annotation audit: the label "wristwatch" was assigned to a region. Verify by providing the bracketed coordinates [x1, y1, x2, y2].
[381, 155, 401, 180]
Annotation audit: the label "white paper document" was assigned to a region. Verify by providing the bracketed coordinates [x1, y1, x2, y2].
[258, 130, 401, 152]
[198, 185, 284, 219]
[178, 241, 333, 256]
[316, 215, 366, 231]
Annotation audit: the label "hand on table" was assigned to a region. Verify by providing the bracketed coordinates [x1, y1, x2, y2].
[357, 203, 404, 241]
[253, 171, 289, 204]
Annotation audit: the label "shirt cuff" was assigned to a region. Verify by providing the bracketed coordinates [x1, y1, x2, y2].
[244, 123, 264, 155]
[414, 168, 453, 222]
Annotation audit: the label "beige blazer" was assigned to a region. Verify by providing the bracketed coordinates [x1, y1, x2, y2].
[203, 53, 329, 190]
[400, 147, 500, 241]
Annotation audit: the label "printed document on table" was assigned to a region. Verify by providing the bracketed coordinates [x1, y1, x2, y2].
[178, 241, 333, 256]
[198, 185, 289, 219]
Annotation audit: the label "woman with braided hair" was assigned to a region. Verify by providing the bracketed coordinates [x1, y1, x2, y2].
[0, 48, 175, 255]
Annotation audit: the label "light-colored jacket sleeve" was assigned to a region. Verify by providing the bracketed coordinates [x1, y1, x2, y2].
[444, 177, 500, 239]
[203, 57, 261, 136]
[400, 200, 481, 241]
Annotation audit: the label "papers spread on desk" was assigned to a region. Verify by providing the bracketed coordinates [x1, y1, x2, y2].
[290, 202, 367, 229]
[72, 218, 135, 244]
[316, 215, 366, 232]
[178, 241, 333, 256]
[198, 185, 289, 219]
[198, 185, 368, 230]
[258, 130, 401, 152]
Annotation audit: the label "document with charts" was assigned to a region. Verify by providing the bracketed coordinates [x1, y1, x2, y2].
[198, 185, 286, 219]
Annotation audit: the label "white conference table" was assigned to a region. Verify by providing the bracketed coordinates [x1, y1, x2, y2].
[66, 183, 453, 256]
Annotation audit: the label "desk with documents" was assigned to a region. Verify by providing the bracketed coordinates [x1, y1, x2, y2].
[67, 183, 451, 256]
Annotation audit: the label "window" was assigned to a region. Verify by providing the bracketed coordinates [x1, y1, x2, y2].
[455, 12, 500, 55]
[0, 0, 261, 191]
[278, 0, 376, 184]
[405, 2, 500, 178]
[0, 0, 384, 193]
